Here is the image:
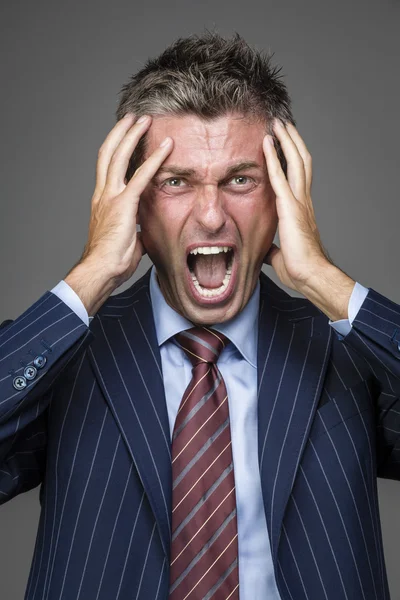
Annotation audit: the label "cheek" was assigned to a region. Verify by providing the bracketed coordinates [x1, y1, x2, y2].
[233, 198, 277, 256]
[139, 191, 165, 231]
[139, 194, 187, 250]
[138, 197, 161, 252]
[235, 197, 274, 233]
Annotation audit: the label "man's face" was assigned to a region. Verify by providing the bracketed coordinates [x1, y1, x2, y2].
[139, 112, 278, 325]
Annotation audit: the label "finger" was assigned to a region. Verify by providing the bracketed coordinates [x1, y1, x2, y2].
[284, 123, 316, 222]
[263, 135, 297, 213]
[94, 113, 136, 201]
[126, 137, 174, 196]
[285, 122, 313, 193]
[106, 115, 154, 193]
[272, 119, 306, 201]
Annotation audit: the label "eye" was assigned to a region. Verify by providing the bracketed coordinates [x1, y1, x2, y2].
[227, 176, 254, 185]
[162, 177, 186, 187]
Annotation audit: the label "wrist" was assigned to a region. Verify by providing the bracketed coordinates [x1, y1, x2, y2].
[298, 262, 356, 322]
[65, 257, 119, 317]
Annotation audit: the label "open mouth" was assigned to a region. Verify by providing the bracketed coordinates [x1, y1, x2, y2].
[186, 245, 235, 300]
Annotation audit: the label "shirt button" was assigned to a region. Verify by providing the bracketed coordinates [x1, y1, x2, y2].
[24, 366, 37, 380]
[33, 355, 47, 369]
[13, 376, 27, 391]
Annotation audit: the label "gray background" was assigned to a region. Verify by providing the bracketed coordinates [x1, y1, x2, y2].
[0, 0, 399, 597]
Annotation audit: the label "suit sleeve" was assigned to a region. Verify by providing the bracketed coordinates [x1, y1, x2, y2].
[0, 291, 94, 502]
[51, 279, 91, 326]
[336, 286, 400, 479]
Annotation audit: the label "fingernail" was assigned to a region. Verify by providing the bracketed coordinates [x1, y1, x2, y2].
[123, 112, 133, 119]
[160, 137, 172, 147]
[266, 135, 274, 146]
[137, 115, 149, 123]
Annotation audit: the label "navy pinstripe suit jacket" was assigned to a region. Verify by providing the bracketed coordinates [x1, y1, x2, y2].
[1, 268, 400, 600]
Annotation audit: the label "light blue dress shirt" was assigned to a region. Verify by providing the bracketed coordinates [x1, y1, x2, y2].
[51, 272, 369, 599]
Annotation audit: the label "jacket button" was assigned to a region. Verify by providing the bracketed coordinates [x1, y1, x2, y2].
[33, 355, 47, 369]
[24, 366, 37, 380]
[13, 376, 27, 390]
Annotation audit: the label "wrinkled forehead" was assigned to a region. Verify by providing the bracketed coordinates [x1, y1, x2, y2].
[144, 113, 268, 170]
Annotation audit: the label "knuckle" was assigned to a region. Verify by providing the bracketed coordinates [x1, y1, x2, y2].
[108, 153, 119, 169]
[98, 184, 112, 201]
[91, 191, 101, 204]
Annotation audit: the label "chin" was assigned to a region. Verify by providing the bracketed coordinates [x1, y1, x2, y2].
[157, 250, 258, 324]
[180, 289, 244, 325]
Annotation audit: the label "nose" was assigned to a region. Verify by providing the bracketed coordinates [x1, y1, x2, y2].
[193, 184, 227, 234]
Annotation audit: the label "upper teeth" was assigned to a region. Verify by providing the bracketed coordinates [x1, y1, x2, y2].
[189, 246, 231, 255]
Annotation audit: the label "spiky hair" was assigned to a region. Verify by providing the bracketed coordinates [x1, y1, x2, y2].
[116, 30, 295, 180]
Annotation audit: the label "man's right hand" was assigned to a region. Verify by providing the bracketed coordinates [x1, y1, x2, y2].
[64, 114, 173, 317]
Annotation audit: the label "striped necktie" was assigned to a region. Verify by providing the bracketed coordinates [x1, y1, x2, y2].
[169, 326, 239, 600]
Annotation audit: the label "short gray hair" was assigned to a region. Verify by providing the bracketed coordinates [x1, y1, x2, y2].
[116, 30, 295, 181]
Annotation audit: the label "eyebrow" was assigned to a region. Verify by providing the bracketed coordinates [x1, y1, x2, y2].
[151, 161, 265, 183]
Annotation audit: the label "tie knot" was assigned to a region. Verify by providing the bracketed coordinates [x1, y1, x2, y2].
[175, 327, 228, 366]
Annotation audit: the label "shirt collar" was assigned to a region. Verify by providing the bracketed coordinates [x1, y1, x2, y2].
[149, 266, 259, 368]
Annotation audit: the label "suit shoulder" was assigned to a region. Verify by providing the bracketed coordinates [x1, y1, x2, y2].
[259, 270, 322, 318]
[96, 269, 152, 319]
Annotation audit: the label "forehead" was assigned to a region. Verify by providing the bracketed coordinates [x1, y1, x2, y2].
[144, 113, 267, 168]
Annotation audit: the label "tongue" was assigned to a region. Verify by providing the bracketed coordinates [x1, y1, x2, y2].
[193, 254, 226, 288]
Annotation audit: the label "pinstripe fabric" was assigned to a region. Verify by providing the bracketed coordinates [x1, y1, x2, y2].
[0, 269, 400, 598]
[169, 328, 239, 600]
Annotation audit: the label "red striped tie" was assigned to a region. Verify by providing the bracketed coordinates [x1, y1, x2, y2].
[169, 326, 239, 600]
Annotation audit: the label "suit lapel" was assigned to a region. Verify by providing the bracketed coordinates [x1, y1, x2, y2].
[256, 272, 332, 566]
[88, 270, 172, 559]
[86, 267, 332, 566]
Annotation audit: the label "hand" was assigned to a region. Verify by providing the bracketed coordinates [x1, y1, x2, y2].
[83, 113, 173, 282]
[262, 119, 332, 294]
[65, 114, 173, 315]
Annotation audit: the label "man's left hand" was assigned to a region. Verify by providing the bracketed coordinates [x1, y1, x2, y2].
[262, 119, 356, 322]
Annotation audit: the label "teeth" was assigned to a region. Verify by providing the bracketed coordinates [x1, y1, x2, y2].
[191, 271, 232, 297]
[189, 246, 232, 255]
[188, 247, 234, 298]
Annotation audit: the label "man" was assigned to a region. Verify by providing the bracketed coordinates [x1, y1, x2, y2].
[0, 30, 399, 600]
